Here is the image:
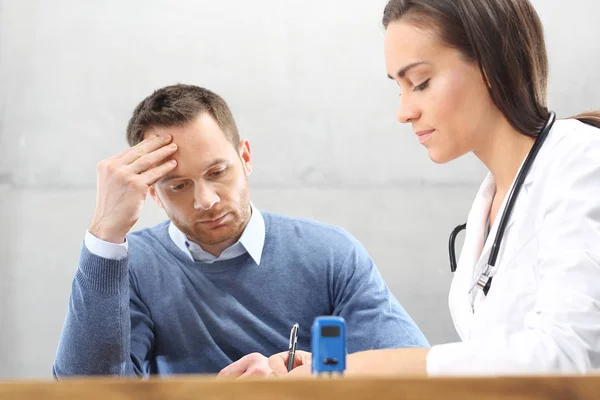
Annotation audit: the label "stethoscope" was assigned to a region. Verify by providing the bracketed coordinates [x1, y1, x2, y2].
[448, 111, 557, 296]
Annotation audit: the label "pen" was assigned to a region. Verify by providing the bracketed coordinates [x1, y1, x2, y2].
[287, 322, 299, 372]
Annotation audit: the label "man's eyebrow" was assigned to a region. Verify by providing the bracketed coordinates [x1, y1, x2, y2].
[159, 158, 230, 184]
[387, 61, 428, 80]
[204, 158, 230, 172]
[160, 174, 181, 183]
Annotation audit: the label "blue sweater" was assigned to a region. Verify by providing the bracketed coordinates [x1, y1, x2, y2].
[53, 212, 428, 377]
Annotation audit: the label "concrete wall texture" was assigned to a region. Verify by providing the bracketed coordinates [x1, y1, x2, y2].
[0, 0, 599, 378]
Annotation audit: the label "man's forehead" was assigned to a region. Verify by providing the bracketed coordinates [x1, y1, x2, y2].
[143, 115, 228, 144]
[142, 125, 180, 141]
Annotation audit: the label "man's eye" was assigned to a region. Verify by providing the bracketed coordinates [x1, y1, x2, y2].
[171, 183, 186, 191]
[211, 169, 225, 177]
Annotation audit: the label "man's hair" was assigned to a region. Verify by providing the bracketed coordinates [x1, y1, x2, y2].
[126, 84, 240, 147]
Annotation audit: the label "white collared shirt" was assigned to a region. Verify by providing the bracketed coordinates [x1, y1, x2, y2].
[168, 205, 264, 265]
[84, 204, 265, 265]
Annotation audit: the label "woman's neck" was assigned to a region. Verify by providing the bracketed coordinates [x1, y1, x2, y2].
[474, 117, 535, 196]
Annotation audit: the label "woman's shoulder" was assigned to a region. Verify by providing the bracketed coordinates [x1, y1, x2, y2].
[540, 118, 600, 169]
[550, 118, 600, 149]
[534, 118, 600, 203]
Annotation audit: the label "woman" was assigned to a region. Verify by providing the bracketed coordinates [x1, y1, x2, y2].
[219, 0, 600, 377]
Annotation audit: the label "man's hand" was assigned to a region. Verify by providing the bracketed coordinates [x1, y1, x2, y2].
[217, 353, 282, 379]
[88, 134, 178, 244]
[217, 351, 312, 379]
[267, 350, 312, 377]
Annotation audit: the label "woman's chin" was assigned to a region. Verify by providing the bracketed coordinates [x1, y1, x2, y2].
[426, 147, 462, 164]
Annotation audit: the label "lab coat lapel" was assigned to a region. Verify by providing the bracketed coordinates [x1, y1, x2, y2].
[449, 173, 495, 339]
[477, 158, 537, 272]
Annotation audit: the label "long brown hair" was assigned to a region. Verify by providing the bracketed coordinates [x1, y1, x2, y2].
[382, 0, 600, 134]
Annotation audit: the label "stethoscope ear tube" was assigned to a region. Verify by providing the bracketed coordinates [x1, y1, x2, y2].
[449, 223, 467, 272]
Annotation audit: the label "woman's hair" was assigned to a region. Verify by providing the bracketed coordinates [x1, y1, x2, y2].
[382, 0, 600, 134]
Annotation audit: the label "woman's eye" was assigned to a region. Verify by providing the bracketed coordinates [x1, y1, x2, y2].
[171, 183, 186, 191]
[211, 169, 225, 177]
[414, 79, 430, 92]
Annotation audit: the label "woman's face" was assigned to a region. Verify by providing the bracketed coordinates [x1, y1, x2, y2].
[384, 19, 499, 163]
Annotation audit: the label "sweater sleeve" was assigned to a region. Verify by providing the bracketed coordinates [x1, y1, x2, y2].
[331, 240, 429, 352]
[52, 243, 154, 377]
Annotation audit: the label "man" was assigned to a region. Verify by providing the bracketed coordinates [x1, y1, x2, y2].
[53, 84, 428, 377]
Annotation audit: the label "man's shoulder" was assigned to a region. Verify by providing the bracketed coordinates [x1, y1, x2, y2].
[125, 220, 173, 259]
[123, 220, 184, 282]
[127, 220, 169, 242]
[262, 211, 360, 249]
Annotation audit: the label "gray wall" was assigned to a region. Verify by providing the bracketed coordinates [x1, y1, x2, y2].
[0, 0, 598, 379]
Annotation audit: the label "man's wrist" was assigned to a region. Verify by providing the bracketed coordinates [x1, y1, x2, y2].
[89, 222, 126, 244]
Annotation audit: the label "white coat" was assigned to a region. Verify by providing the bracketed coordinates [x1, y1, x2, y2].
[426, 118, 600, 376]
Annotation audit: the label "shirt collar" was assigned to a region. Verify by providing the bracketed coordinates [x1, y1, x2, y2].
[168, 203, 265, 265]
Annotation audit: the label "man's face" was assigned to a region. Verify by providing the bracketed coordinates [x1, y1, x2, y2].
[147, 112, 252, 256]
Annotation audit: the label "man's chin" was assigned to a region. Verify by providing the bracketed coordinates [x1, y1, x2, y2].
[188, 227, 239, 247]
[174, 212, 247, 248]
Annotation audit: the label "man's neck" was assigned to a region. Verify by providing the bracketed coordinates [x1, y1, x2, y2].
[194, 237, 240, 258]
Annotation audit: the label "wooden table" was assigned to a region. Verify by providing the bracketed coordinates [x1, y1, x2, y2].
[2, 375, 600, 400]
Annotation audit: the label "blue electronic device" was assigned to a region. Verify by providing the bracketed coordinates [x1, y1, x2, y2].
[311, 316, 346, 376]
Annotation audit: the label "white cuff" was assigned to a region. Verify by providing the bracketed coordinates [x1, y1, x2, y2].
[84, 230, 128, 260]
[426, 340, 516, 376]
[426, 342, 469, 376]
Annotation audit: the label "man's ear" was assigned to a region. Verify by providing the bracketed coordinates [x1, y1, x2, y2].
[239, 138, 253, 177]
[148, 186, 164, 209]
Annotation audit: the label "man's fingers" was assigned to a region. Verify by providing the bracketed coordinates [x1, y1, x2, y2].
[219, 351, 310, 380]
[217, 359, 249, 379]
[106, 147, 131, 162]
[119, 134, 172, 165]
[295, 350, 312, 368]
[238, 368, 274, 379]
[285, 364, 311, 378]
[217, 353, 265, 379]
[267, 350, 312, 377]
[141, 159, 178, 186]
[285, 350, 311, 370]
[267, 352, 293, 375]
[129, 142, 178, 174]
